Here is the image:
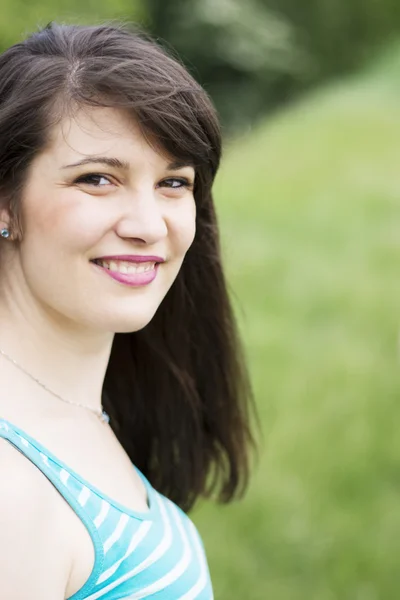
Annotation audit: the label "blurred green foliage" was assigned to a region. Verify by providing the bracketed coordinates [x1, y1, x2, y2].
[0, 0, 144, 50]
[264, 0, 400, 75]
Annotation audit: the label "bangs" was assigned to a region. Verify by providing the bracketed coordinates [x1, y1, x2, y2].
[53, 40, 221, 182]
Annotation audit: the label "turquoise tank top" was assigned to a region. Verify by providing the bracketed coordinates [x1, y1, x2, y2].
[0, 418, 213, 600]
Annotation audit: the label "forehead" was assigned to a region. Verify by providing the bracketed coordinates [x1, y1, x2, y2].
[44, 106, 167, 166]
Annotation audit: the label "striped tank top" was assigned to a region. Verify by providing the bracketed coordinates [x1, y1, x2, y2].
[0, 418, 213, 600]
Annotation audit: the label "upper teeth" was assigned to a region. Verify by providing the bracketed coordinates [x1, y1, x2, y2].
[96, 260, 156, 274]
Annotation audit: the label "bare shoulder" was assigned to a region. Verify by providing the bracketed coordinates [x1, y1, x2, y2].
[0, 437, 73, 599]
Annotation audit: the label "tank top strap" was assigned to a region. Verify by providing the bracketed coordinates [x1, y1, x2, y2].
[0, 417, 109, 525]
[0, 417, 106, 599]
[0, 417, 158, 520]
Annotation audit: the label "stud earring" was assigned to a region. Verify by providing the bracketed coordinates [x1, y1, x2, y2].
[0, 228, 10, 238]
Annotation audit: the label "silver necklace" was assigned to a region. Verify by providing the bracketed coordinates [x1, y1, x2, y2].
[0, 348, 110, 424]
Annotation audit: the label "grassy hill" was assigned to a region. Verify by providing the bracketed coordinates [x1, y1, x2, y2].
[192, 49, 400, 599]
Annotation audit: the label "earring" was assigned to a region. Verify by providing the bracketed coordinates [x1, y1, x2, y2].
[0, 228, 10, 238]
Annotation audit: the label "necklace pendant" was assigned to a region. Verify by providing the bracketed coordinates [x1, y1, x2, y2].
[101, 410, 110, 424]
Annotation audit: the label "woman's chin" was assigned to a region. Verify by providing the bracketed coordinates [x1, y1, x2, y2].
[104, 309, 160, 334]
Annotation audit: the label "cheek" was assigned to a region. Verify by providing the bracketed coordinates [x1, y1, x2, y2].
[24, 191, 108, 258]
[169, 200, 196, 254]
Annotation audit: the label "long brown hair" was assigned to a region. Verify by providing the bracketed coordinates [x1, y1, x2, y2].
[0, 22, 256, 512]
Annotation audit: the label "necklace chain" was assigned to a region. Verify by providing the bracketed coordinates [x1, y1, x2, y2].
[0, 348, 110, 424]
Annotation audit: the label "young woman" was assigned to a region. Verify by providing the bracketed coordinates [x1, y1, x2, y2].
[0, 22, 255, 599]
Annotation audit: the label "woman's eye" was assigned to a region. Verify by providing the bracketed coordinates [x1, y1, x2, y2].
[158, 178, 193, 190]
[74, 173, 113, 187]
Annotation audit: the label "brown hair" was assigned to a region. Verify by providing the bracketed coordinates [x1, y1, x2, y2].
[0, 22, 256, 512]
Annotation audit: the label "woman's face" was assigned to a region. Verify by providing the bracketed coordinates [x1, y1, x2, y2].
[2, 107, 196, 334]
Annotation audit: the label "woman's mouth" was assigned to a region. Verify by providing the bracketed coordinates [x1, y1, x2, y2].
[90, 258, 159, 286]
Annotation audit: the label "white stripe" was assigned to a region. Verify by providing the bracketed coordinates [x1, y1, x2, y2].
[175, 521, 210, 600]
[0, 422, 9, 431]
[60, 468, 70, 485]
[125, 503, 192, 599]
[18, 435, 29, 447]
[104, 513, 130, 554]
[97, 521, 152, 584]
[78, 485, 91, 507]
[40, 452, 49, 466]
[94, 500, 111, 528]
[85, 494, 172, 599]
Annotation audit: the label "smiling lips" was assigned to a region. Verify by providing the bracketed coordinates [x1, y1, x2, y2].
[91, 255, 163, 286]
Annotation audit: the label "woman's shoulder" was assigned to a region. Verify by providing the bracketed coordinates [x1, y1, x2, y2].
[0, 438, 72, 597]
[0, 434, 74, 559]
[0, 432, 62, 519]
[0, 436, 73, 596]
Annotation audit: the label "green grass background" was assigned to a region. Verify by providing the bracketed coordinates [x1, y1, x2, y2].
[192, 48, 400, 599]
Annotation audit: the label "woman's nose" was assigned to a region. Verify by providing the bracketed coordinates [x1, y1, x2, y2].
[115, 188, 168, 245]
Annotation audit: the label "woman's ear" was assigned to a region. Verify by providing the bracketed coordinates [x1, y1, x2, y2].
[0, 204, 24, 243]
[0, 207, 11, 239]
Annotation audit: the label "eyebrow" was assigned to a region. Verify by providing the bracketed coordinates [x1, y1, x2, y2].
[62, 156, 194, 171]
